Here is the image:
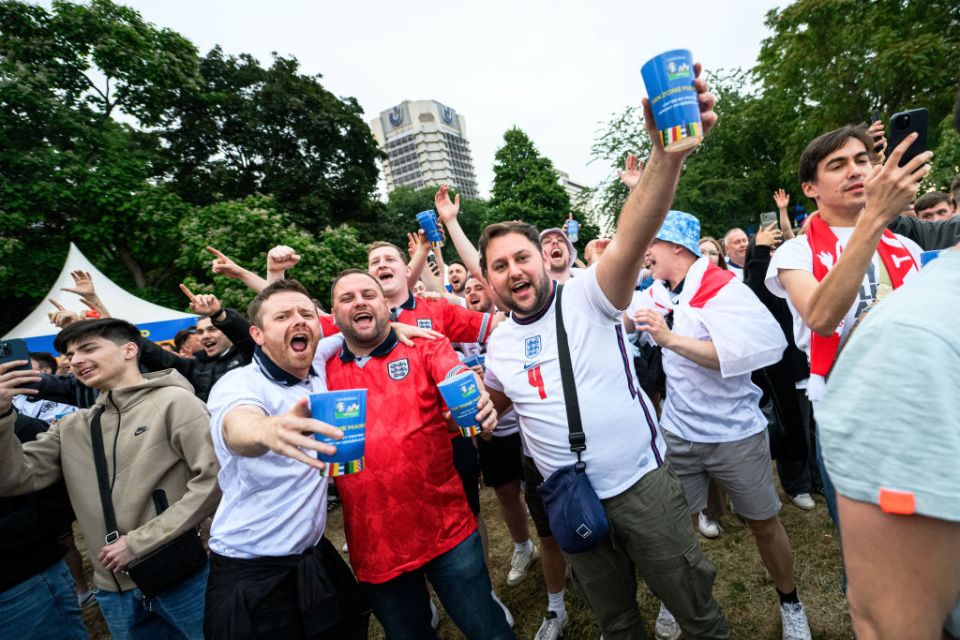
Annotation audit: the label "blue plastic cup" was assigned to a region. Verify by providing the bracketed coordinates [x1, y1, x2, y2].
[921, 250, 942, 267]
[564, 218, 580, 243]
[641, 49, 703, 152]
[310, 389, 367, 476]
[462, 353, 484, 369]
[438, 371, 482, 437]
[417, 210, 444, 248]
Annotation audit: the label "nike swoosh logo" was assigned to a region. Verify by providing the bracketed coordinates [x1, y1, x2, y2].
[523, 362, 540, 370]
[134, 426, 149, 436]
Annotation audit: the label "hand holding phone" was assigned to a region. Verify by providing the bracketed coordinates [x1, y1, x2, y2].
[887, 108, 928, 168]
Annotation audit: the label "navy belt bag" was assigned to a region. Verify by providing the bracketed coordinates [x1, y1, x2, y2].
[536, 284, 609, 554]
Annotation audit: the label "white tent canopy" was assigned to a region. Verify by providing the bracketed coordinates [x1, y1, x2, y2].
[3, 243, 197, 354]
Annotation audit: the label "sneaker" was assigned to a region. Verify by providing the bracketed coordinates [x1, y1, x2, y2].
[655, 603, 681, 640]
[791, 493, 816, 510]
[77, 590, 97, 609]
[430, 598, 439, 630]
[506, 542, 538, 585]
[533, 611, 568, 640]
[491, 590, 515, 627]
[698, 512, 721, 539]
[780, 601, 812, 640]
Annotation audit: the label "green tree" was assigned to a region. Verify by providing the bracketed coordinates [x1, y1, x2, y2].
[0, 0, 202, 330]
[163, 47, 382, 233]
[490, 127, 573, 232]
[177, 196, 368, 310]
[755, 0, 960, 177]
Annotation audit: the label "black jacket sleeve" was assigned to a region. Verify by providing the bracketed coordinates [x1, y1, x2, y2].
[27, 373, 80, 406]
[213, 309, 255, 363]
[888, 215, 960, 250]
[137, 336, 197, 378]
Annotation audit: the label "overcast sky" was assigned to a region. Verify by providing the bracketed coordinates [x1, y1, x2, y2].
[89, 0, 783, 198]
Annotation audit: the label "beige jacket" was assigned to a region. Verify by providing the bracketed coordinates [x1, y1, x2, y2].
[0, 370, 221, 592]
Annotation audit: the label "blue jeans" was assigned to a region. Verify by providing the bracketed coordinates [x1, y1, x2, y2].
[361, 530, 514, 640]
[0, 558, 88, 640]
[96, 562, 208, 640]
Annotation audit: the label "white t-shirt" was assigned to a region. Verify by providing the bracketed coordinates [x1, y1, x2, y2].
[12, 395, 76, 423]
[629, 258, 787, 443]
[764, 227, 922, 361]
[206, 338, 343, 559]
[484, 266, 665, 499]
[726, 263, 744, 281]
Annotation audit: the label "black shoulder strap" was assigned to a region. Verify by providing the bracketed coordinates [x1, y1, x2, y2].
[90, 406, 120, 544]
[554, 284, 586, 467]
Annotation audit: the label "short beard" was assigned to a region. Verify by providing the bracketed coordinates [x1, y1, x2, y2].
[497, 269, 552, 317]
[337, 315, 391, 350]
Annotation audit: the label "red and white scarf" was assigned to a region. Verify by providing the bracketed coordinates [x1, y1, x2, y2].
[805, 213, 918, 400]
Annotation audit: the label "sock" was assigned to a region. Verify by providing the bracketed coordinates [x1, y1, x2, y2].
[777, 588, 799, 605]
[547, 590, 566, 618]
[515, 539, 532, 553]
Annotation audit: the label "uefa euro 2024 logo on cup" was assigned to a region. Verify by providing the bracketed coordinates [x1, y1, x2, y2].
[335, 401, 361, 420]
[666, 60, 691, 81]
[460, 381, 477, 398]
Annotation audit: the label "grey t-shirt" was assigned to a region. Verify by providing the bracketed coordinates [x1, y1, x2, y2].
[817, 248, 960, 521]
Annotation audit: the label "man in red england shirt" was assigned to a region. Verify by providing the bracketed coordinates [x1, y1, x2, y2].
[324, 269, 513, 640]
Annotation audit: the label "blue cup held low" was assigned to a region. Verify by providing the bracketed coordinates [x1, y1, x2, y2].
[641, 49, 703, 152]
[310, 389, 367, 476]
[437, 371, 482, 437]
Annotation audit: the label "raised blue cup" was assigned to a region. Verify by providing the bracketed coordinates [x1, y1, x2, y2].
[310, 389, 367, 476]
[438, 371, 482, 437]
[417, 210, 444, 248]
[641, 49, 703, 152]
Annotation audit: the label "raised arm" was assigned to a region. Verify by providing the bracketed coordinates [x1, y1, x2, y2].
[406, 231, 429, 292]
[597, 63, 718, 310]
[773, 189, 796, 241]
[208, 246, 269, 293]
[435, 184, 484, 283]
[266, 245, 301, 286]
[781, 135, 931, 337]
[61, 270, 110, 317]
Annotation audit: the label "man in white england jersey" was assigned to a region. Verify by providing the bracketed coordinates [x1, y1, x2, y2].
[478, 65, 730, 640]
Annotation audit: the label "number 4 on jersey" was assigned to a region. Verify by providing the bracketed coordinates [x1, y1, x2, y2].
[527, 365, 546, 399]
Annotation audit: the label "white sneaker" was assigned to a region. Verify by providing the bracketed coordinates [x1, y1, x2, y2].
[506, 542, 538, 585]
[698, 512, 721, 539]
[655, 603, 682, 640]
[491, 590, 514, 628]
[791, 493, 816, 510]
[780, 601, 812, 640]
[533, 611, 568, 640]
[430, 598, 439, 630]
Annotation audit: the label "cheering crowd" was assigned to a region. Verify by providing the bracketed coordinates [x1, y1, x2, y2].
[1, 67, 960, 640]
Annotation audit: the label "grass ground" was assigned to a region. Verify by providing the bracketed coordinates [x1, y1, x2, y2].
[78, 474, 852, 639]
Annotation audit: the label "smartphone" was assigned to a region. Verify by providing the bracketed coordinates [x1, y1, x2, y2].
[887, 108, 928, 167]
[870, 109, 881, 125]
[760, 211, 778, 227]
[0, 339, 31, 372]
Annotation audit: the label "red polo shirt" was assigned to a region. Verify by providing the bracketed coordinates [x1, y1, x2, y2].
[325, 330, 475, 583]
[318, 294, 491, 345]
[392, 293, 493, 344]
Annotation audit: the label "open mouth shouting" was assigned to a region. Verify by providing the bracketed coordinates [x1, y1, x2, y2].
[467, 294, 481, 307]
[352, 310, 375, 332]
[289, 331, 311, 354]
[550, 248, 563, 261]
[510, 278, 534, 301]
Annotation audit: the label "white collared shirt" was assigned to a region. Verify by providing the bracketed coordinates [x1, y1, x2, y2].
[206, 338, 342, 559]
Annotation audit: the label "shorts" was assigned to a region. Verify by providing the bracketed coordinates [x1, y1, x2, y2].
[451, 436, 481, 516]
[662, 429, 781, 521]
[521, 455, 552, 538]
[477, 433, 523, 488]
